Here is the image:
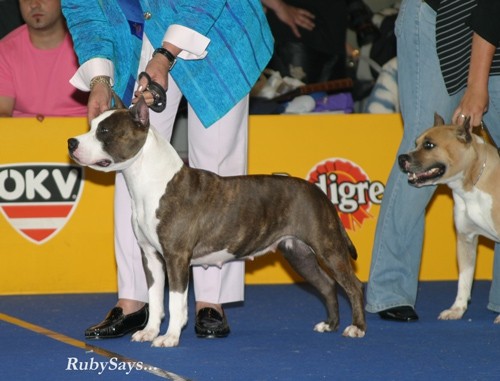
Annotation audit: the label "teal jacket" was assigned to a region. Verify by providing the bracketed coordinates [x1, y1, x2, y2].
[62, 0, 273, 127]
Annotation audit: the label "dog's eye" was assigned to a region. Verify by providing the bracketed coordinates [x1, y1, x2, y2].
[98, 126, 109, 134]
[423, 141, 435, 150]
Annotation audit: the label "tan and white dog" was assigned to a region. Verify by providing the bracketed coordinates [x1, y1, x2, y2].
[67, 95, 366, 347]
[399, 113, 500, 323]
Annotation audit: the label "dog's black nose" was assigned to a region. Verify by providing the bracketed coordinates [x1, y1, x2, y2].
[398, 154, 410, 171]
[68, 138, 79, 153]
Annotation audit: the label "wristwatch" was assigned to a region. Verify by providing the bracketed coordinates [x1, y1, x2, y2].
[153, 47, 176, 71]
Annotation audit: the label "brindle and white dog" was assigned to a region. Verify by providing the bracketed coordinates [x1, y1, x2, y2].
[399, 113, 500, 323]
[67, 95, 366, 347]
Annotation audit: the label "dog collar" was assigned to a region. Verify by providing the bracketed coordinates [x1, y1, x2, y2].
[473, 153, 486, 186]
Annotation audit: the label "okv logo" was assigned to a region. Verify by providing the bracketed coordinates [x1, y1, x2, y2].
[0, 163, 84, 244]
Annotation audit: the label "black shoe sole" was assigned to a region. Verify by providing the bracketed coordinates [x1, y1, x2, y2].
[378, 306, 419, 322]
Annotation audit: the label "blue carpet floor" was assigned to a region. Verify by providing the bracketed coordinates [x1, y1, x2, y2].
[1, 281, 499, 381]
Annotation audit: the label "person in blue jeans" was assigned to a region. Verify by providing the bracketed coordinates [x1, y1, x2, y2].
[366, 0, 500, 321]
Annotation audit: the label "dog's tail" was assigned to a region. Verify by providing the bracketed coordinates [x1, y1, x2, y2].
[342, 227, 358, 260]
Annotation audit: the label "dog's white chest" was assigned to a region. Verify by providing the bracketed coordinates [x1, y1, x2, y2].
[454, 189, 499, 241]
[131, 197, 163, 251]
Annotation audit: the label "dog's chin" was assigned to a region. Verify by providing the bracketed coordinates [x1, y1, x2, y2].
[405, 164, 446, 187]
[70, 155, 113, 171]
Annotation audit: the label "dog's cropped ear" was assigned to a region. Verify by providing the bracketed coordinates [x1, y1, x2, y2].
[111, 91, 127, 109]
[129, 96, 150, 128]
[457, 116, 473, 144]
[433, 113, 445, 126]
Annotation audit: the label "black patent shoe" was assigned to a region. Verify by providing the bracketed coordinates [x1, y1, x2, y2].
[378, 306, 419, 322]
[85, 304, 149, 339]
[195, 307, 230, 338]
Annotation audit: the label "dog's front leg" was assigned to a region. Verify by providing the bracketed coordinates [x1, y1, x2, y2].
[151, 254, 190, 347]
[132, 249, 165, 343]
[438, 232, 477, 320]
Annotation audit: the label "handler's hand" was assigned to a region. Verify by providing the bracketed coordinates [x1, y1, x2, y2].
[132, 54, 170, 107]
[87, 82, 113, 122]
[452, 83, 488, 127]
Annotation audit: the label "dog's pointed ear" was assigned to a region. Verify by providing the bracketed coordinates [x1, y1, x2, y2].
[111, 91, 127, 109]
[458, 115, 473, 143]
[129, 96, 150, 128]
[433, 113, 445, 126]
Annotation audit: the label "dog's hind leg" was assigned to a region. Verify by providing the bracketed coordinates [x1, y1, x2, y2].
[151, 254, 190, 347]
[439, 233, 477, 321]
[315, 243, 366, 338]
[279, 239, 341, 333]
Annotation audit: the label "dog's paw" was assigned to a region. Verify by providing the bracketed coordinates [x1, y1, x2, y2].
[131, 328, 159, 342]
[313, 322, 333, 333]
[151, 334, 180, 348]
[494, 315, 500, 324]
[438, 307, 465, 320]
[342, 325, 365, 338]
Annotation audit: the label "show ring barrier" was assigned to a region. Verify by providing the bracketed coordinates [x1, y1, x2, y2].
[0, 114, 493, 294]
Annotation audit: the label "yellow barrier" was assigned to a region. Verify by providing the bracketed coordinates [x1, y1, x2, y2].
[0, 115, 493, 295]
[0, 117, 116, 294]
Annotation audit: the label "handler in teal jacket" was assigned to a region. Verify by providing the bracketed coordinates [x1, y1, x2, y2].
[62, 0, 274, 339]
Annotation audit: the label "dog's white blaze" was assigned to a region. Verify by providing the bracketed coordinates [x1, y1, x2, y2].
[90, 110, 115, 130]
[71, 129, 114, 168]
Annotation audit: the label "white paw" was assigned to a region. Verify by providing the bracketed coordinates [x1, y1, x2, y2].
[438, 307, 465, 320]
[131, 328, 159, 342]
[342, 325, 365, 338]
[313, 322, 333, 333]
[494, 315, 500, 324]
[152, 334, 180, 348]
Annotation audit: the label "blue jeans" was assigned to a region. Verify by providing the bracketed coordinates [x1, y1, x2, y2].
[366, 0, 500, 314]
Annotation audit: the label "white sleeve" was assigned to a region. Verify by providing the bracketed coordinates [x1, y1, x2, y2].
[69, 58, 115, 91]
[163, 24, 210, 60]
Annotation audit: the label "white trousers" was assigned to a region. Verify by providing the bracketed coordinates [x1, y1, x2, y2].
[114, 37, 247, 304]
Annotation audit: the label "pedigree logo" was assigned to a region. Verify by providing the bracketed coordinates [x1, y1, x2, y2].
[0, 163, 84, 244]
[306, 158, 384, 231]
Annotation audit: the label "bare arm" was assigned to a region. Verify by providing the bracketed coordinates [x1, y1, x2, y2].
[452, 32, 496, 126]
[133, 42, 182, 106]
[0, 96, 14, 117]
[261, 0, 315, 38]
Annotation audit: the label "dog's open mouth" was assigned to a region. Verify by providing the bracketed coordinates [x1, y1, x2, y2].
[406, 164, 445, 186]
[94, 159, 112, 167]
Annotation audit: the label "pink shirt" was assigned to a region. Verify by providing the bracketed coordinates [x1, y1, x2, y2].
[0, 25, 87, 117]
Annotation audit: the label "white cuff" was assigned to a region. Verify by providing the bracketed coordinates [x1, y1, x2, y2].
[163, 24, 210, 60]
[70, 58, 115, 91]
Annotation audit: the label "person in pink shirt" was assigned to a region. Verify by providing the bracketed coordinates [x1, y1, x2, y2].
[0, 0, 87, 117]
